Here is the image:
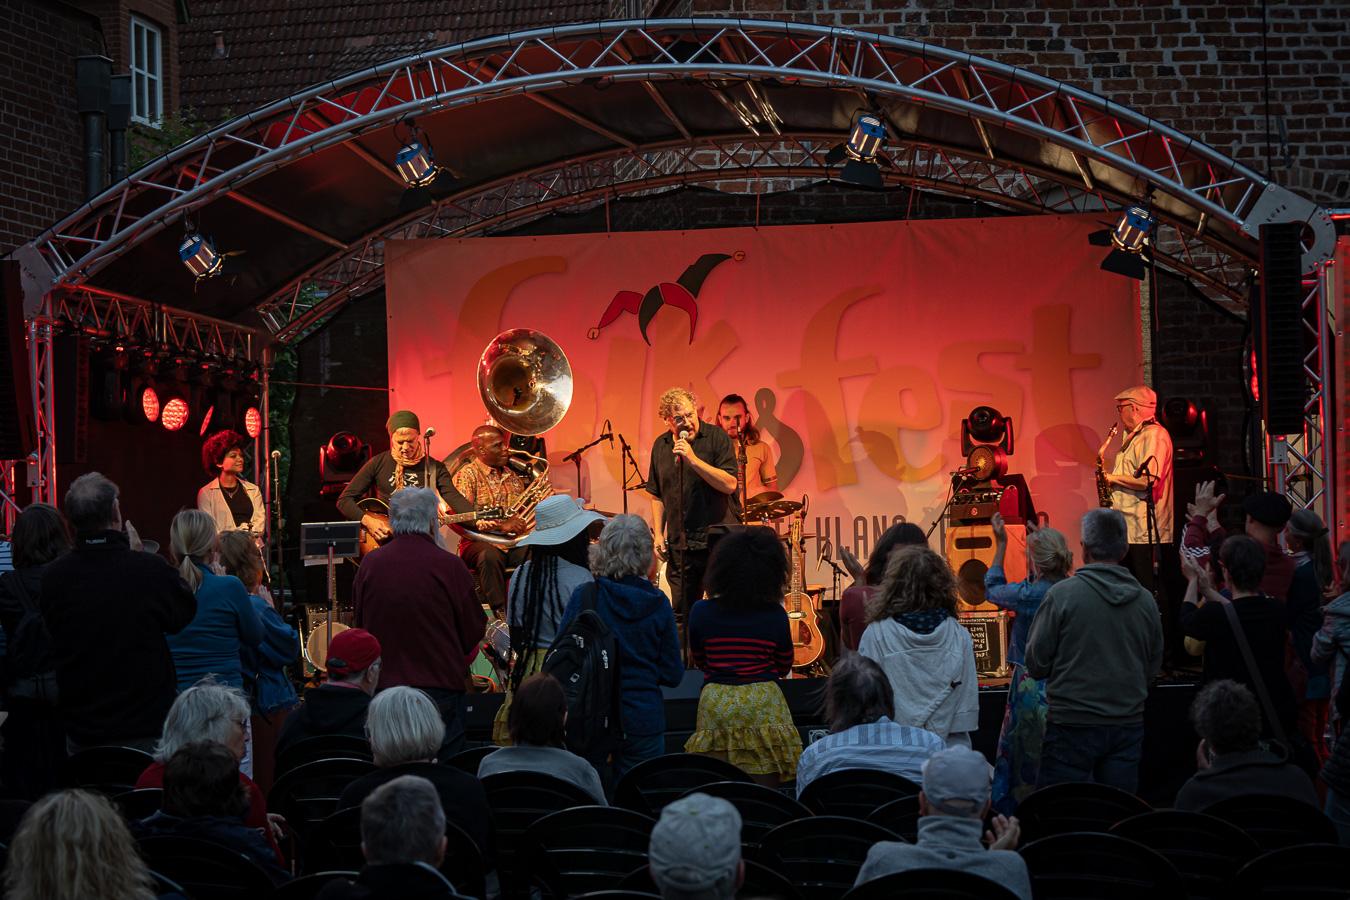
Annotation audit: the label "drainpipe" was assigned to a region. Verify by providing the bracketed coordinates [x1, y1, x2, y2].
[75, 56, 111, 199]
[108, 74, 131, 183]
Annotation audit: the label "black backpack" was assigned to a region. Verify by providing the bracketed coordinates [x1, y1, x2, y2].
[542, 582, 623, 756]
[0, 572, 59, 704]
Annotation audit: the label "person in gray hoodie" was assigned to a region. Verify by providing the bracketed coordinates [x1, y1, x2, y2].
[1024, 508, 1163, 793]
[853, 746, 1031, 899]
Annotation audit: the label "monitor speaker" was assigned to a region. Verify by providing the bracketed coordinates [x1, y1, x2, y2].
[945, 523, 1026, 612]
[0, 261, 35, 461]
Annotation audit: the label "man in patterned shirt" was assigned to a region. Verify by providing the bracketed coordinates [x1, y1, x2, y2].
[453, 424, 541, 616]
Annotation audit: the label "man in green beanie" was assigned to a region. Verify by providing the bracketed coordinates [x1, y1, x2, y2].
[337, 410, 472, 542]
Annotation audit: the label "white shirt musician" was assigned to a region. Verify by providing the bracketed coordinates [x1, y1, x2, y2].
[1103, 385, 1174, 545]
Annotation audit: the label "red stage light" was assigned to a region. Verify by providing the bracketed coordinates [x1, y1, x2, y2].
[141, 386, 161, 422]
[162, 398, 190, 431]
[244, 406, 262, 439]
[200, 405, 215, 437]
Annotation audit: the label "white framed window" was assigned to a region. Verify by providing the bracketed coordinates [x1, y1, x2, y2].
[129, 16, 163, 125]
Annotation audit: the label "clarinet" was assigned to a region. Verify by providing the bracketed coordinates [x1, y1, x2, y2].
[1095, 423, 1119, 508]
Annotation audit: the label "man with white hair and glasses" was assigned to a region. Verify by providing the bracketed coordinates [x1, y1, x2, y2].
[355, 488, 485, 757]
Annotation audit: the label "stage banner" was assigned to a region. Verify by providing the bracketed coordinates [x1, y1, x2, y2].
[386, 214, 1142, 563]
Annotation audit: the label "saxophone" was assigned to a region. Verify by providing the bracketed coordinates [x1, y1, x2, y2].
[1095, 423, 1119, 508]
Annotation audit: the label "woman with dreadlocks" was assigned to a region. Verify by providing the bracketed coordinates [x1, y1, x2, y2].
[491, 495, 606, 745]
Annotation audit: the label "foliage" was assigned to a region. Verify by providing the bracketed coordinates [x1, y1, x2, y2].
[127, 106, 227, 173]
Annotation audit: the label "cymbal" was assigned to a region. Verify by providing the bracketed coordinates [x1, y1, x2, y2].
[743, 499, 803, 522]
[746, 490, 784, 505]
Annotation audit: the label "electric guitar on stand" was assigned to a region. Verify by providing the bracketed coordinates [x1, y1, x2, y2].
[785, 506, 825, 669]
[356, 497, 503, 560]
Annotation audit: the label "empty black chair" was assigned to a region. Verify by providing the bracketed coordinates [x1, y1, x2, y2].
[524, 805, 656, 898]
[447, 745, 498, 777]
[797, 769, 920, 820]
[866, 794, 922, 843]
[271, 870, 361, 899]
[1015, 782, 1151, 843]
[754, 816, 902, 900]
[113, 788, 164, 821]
[1229, 843, 1350, 898]
[268, 757, 375, 843]
[0, 798, 32, 843]
[147, 868, 189, 897]
[620, 858, 804, 900]
[613, 753, 751, 817]
[1201, 794, 1339, 851]
[309, 805, 487, 897]
[64, 745, 154, 796]
[482, 770, 600, 898]
[1019, 832, 1186, 900]
[680, 781, 812, 847]
[137, 834, 279, 900]
[1111, 810, 1260, 900]
[576, 892, 660, 900]
[273, 735, 373, 780]
[842, 867, 1022, 900]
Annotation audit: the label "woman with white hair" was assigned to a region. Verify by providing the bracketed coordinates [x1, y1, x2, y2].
[133, 678, 283, 863]
[985, 513, 1072, 813]
[336, 686, 495, 868]
[557, 514, 684, 778]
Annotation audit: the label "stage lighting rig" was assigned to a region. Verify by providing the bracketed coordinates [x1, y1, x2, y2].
[1089, 205, 1155, 280]
[395, 119, 457, 212]
[825, 112, 886, 189]
[179, 217, 244, 283]
[319, 431, 371, 497]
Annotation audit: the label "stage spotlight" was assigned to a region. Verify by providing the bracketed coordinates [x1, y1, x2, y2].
[161, 395, 190, 431]
[179, 232, 225, 280]
[825, 113, 886, 188]
[319, 430, 371, 497]
[244, 405, 263, 439]
[395, 122, 457, 213]
[139, 382, 161, 423]
[1089, 206, 1154, 280]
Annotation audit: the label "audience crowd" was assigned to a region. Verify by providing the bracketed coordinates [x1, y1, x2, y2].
[0, 469, 1346, 899]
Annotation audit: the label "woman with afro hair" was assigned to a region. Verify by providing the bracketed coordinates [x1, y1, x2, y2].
[197, 430, 266, 537]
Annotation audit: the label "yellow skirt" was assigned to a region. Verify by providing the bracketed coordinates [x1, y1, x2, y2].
[684, 681, 803, 778]
[492, 648, 549, 746]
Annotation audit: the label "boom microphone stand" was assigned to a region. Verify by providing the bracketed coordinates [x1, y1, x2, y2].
[1139, 456, 1161, 601]
[618, 434, 648, 515]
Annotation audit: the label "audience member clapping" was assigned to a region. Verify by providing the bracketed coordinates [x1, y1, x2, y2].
[43, 472, 197, 753]
[217, 530, 299, 791]
[795, 652, 943, 796]
[0, 503, 72, 798]
[1312, 542, 1350, 718]
[134, 741, 290, 884]
[686, 527, 801, 787]
[317, 775, 471, 900]
[647, 792, 743, 900]
[338, 686, 495, 866]
[557, 514, 682, 778]
[837, 522, 926, 651]
[853, 746, 1030, 898]
[859, 545, 979, 747]
[1024, 508, 1162, 792]
[477, 673, 606, 804]
[1174, 679, 1317, 812]
[275, 627, 380, 759]
[4, 789, 164, 900]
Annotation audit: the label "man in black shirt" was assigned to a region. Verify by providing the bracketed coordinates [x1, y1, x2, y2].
[337, 410, 471, 543]
[647, 388, 738, 618]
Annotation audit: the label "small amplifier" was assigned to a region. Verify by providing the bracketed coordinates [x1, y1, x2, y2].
[948, 486, 1005, 524]
[958, 610, 1012, 679]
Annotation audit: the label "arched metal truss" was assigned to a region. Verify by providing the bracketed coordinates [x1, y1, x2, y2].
[7, 18, 1337, 524]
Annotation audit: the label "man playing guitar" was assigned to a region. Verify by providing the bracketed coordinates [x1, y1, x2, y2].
[338, 410, 472, 542]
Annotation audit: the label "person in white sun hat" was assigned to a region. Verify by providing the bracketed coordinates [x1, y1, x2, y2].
[491, 495, 607, 745]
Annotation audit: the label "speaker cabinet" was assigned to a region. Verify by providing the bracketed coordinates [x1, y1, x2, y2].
[1255, 222, 1307, 436]
[0, 261, 35, 460]
[946, 523, 1026, 612]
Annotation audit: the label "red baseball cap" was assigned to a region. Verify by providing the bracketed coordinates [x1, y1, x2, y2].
[326, 628, 381, 676]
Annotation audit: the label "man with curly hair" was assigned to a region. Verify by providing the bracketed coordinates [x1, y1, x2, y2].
[197, 430, 266, 537]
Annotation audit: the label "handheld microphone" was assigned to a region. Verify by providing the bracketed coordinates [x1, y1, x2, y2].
[1133, 456, 1155, 479]
[603, 419, 614, 448]
[951, 465, 980, 478]
[676, 430, 690, 466]
[424, 427, 436, 439]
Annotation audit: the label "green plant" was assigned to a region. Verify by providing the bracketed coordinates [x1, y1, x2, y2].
[127, 106, 228, 172]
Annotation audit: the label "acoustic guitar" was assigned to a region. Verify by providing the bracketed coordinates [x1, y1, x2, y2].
[785, 509, 825, 668]
[356, 497, 504, 560]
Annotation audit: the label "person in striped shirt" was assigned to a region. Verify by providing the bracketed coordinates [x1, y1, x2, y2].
[796, 652, 945, 797]
[685, 527, 802, 787]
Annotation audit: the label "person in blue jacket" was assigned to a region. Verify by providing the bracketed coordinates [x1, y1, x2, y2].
[167, 509, 264, 774]
[557, 514, 684, 780]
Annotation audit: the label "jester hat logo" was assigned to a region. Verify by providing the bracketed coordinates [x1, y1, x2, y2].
[589, 251, 742, 344]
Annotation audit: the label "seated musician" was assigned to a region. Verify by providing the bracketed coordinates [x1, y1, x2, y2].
[453, 424, 548, 616]
[717, 393, 778, 500]
[336, 410, 471, 544]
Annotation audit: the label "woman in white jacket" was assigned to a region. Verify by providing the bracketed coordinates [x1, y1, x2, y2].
[197, 430, 266, 538]
[858, 545, 979, 748]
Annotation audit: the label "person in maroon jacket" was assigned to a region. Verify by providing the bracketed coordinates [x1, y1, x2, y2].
[354, 488, 486, 758]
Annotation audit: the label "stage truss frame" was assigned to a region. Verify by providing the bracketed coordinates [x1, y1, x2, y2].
[6, 18, 1336, 514]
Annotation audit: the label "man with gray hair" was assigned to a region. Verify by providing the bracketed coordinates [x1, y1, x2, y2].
[42, 472, 197, 751]
[316, 774, 471, 899]
[354, 488, 484, 758]
[854, 746, 1031, 898]
[1024, 508, 1163, 792]
[648, 792, 743, 900]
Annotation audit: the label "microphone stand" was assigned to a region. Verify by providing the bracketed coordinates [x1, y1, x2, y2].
[926, 472, 976, 543]
[1140, 458, 1160, 600]
[562, 432, 611, 504]
[618, 434, 648, 515]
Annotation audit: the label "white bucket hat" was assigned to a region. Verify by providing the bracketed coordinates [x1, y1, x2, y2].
[516, 495, 607, 547]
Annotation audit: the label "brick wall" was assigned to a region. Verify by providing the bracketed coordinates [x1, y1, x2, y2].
[688, 0, 1349, 207]
[0, 1, 105, 254]
[79, 0, 182, 114]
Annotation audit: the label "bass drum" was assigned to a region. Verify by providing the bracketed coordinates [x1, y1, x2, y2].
[303, 618, 351, 672]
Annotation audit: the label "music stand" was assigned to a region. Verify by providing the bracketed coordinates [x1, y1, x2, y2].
[301, 522, 362, 670]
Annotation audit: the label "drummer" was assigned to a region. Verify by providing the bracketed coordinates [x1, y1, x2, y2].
[717, 393, 779, 501]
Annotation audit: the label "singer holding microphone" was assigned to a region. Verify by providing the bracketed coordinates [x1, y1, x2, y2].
[647, 388, 739, 623]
